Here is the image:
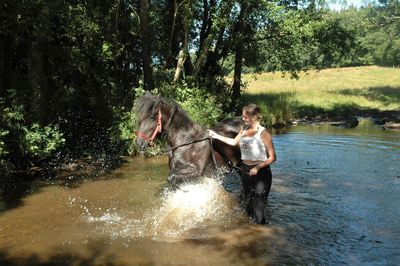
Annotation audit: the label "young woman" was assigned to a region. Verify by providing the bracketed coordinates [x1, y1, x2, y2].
[208, 104, 276, 224]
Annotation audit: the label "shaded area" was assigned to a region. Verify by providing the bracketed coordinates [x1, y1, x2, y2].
[0, 169, 44, 211]
[0, 240, 127, 266]
[242, 92, 296, 127]
[334, 86, 400, 106]
[0, 251, 107, 266]
[184, 225, 306, 265]
[0, 156, 126, 212]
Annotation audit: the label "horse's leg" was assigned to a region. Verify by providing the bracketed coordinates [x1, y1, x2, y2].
[168, 156, 202, 184]
[167, 165, 200, 183]
[167, 142, 214, 183]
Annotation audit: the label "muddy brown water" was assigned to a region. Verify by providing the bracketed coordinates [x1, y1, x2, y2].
[0, 119, 399, 265]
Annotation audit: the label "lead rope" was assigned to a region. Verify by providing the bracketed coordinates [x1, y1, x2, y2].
[208, 136, 218, 168]
[156, 104, 218, 169]
[166, 134, 218, 169]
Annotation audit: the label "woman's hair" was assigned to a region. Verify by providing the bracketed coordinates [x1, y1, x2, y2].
[242, 103, 262, 121]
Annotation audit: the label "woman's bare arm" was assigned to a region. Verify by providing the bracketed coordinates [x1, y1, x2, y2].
[208, 128, 242, 146]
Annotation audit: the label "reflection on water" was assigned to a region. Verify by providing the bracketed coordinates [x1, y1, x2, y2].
[0, 119, 399, 265]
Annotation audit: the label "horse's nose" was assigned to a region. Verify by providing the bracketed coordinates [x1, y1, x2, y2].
[167, 174, 176, 184]
[136, 139, 148, 150]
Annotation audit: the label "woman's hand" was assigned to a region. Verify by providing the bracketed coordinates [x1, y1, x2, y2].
[249, 166, 259, 176]
[208, 130, 217, 138]
[208, 129, 239, 146]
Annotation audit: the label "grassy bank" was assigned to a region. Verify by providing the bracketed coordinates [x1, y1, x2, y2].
[241, 66, 400, 126]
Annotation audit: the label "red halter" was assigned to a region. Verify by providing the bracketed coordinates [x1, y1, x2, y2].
[135, 109, 162, 146]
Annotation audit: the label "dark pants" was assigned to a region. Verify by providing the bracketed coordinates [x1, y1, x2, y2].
[241, 163, 272, 224]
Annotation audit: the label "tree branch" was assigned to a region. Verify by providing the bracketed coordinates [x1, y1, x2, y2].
[383, 15, 400, 20]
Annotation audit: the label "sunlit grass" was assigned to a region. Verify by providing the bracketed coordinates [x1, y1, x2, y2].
[240, 66, 400, 125]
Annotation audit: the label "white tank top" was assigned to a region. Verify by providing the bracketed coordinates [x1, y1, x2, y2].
[239, 126, 268, 161]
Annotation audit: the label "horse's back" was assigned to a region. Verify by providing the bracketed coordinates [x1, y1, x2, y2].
[211, 116, 243, 169]
[212, 116, 243, 138]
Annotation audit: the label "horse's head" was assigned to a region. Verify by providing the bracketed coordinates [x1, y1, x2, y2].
[134, 93, 164, 150]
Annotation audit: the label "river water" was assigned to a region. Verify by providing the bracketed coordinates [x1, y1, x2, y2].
[0, 119, 399, 265]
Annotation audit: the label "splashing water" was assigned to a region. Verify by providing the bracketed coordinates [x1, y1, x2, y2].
[149, 177, 236, 238]
[81, 177, 240, 240]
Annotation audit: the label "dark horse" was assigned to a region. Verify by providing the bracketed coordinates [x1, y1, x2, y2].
[135, 92, 242, 184]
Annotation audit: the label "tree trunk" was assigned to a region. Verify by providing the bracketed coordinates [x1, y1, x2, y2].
[193, 0, 233, 79]
[199, 0, 216, 53]
[0, 34, 12, 98]
[27, 40, 47, 123]
[231, 2, 248, 109]
[173, 50, 186, 82]
[140, 0, 154, 90]
[165, 0, 179, 69]
[172, 1, 192, 83]
[231, 45, 243, 108]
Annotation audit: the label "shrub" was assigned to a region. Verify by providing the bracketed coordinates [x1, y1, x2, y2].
[110, 105, 139, 156]
[159, 82, 226, 127]
[23, 123, 65, 162]
[1, 92, 65, 168]
[243, 92, 296, 128]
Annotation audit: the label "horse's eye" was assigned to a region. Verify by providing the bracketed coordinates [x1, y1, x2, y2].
[150, 116, 156, 121]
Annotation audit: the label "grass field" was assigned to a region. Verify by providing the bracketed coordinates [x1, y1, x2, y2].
[241, 66, 400, 126]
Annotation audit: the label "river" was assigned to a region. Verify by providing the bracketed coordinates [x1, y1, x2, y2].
[0, 119, 399, 265]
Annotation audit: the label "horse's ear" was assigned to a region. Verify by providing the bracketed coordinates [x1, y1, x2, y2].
[144, 91, 152, 97]
[152, 95, 163, 116]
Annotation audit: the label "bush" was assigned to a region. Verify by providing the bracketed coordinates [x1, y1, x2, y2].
[243, 92, 296, 128]
[110, 105, 138, 156]
[23, 123, 65, 162]
[158, 82, 227, 127]
[1, 92, 65, 169]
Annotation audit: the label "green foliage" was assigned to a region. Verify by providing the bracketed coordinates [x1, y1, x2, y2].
[158, 82, 227, 127]
[138, 137, 166, 157]
[324, 1, 400, 67]
[1, 0, 143, 167]
[23, 124, 65, 162]
[0, 100, 25, 162]
[310, 17, 357, 68]
[110, 106, 138, 156]
[243, 92, 296, 128]
[179, 90, 224, 127]
[0, 131, 7, 158]
[1, 91, 65, 168]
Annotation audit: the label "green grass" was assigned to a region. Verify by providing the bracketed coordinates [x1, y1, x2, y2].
[241, 66, 400, 126]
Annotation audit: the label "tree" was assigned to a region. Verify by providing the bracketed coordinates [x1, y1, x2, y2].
[364, 0, 400, 66]
[140, 0, 155, 90]
[230, 1, 250, 109]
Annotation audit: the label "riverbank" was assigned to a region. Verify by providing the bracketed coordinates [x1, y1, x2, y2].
[291, 110, 400, 130]
[242, 66, 400, 129]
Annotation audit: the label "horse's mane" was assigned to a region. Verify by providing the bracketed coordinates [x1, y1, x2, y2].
[134, 93, 194, 124]
[134, 93, 155, 121]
